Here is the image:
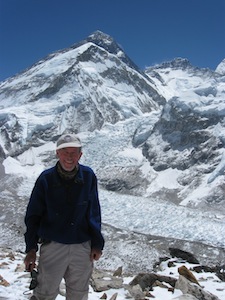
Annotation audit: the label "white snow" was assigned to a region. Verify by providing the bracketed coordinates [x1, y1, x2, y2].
[1, 138, 225, 299]
[2, 147, 225, 249]
[216, 59, 225, 75]
[0, 38, 225, 300]
[0, 250, 224, 300]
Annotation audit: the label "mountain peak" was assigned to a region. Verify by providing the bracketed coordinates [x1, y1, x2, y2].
[145, 57, 215, 77]
[86, 30, 123, 56]
[216, 58, 225, 75]
[71, 30, 141, 72]
[88, 30, 114, 43]
[153, 58, 192, 70]
[71, 30, 123, 57]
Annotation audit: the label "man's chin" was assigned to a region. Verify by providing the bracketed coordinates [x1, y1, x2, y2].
[62, 164, 75, 172]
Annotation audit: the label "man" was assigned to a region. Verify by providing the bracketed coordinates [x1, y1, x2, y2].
[24, 133, 104, 300]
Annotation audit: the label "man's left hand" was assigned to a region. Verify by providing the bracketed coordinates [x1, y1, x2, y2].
[90, 249, 102, 261]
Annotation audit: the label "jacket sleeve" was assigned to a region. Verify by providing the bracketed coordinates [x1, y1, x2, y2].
[88, 173, 105, 250]
[24, 174, 46, 253]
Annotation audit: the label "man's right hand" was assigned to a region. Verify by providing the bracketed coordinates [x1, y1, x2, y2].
[24, 249, 36, 272]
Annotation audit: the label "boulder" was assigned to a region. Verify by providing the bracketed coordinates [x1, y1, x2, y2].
[90, 269, 123, 292]
[123, 283, 145, 300]
[178, 265, 200, 285]
[169, 248, 200, 264]
[129, 272, 176, 290]
[176, 274, 220, 300]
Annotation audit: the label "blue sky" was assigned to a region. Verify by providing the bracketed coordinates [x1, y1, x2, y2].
[0, 0, 224, 81]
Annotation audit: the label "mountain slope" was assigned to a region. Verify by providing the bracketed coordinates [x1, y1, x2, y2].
[0, 31, 163, 156]
[0, 31, 225, 269]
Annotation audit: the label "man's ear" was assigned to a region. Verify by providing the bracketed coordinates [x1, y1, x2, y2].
[56, 150, 59, 158]
[78, 151, 83, 160]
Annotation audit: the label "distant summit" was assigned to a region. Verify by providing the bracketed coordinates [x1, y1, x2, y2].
[86, 30, 123, 55]
[71, 30, 142, 72]
[146, 57, 209, 72]
[153, 58, 192, 70]
[216, 58, 225, 75]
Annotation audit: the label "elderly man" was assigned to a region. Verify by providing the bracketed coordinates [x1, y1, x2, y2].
[24, 133, 104, 300]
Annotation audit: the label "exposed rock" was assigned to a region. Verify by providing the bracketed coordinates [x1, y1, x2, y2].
[113, 266, 123, 277]
[124, 283, 145, 300]
[90, 254, 223, 299]
[129, 273, 158, 290]
[90, 269, 123, 292]
[176, 275, 220, 300]
[109, 293, 118, 300]
[178, 265, 200, 285]
[153, 279, 171, 290]
[0, 275, 10, 287]
[192, 265, 216, 273]
[1, 246, 224, 300]
[129, 272, 176, 291]
[214, 267, 225, 282]
[169, 248, 200, 264]
[193, 265, 225, 282]
[15, 263, 26, 272]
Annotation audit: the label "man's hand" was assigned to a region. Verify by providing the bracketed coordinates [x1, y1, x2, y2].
[24, 249, 36, 272]
[90, 248, 102, 262]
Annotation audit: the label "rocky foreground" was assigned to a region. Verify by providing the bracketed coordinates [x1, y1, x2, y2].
[0, 246, 225, 300]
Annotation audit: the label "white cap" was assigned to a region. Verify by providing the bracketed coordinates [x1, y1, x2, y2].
[56, 134, 82, 150]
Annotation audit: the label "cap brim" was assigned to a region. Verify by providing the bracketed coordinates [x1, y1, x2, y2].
[56, 142, 82, 150]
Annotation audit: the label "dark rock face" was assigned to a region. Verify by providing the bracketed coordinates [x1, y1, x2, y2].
[142, 96, 224, 172]
[193, 265, 225, 282]
[129, 272, 176, 290]
[169, 248, 200, 264]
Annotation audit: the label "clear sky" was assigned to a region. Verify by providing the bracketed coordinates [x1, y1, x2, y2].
[0, 0, 224, 81]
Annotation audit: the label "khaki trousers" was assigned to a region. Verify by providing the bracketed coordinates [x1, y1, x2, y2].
[33, 241, 93, 300]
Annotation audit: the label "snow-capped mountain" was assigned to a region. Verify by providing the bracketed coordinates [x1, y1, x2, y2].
[0, 31, 225, 272]
[216, 58, 225, 75]
[0, 30, 163, 153]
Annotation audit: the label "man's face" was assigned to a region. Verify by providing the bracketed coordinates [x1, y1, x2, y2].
[56, 147, 82, 171]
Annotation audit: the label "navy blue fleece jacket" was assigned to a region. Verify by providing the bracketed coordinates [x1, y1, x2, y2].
[24, 163, 104, 253]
